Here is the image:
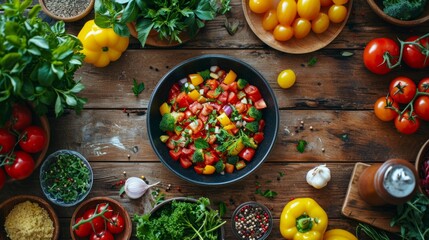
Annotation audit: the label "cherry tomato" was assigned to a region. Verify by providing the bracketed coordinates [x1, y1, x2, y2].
[96, 203, 114, 219]
[394, 112, 420, 135]
[374, 96, 399, 122]
[90, 231, 114, 240]
[74, 216, 92, 238]
[5, 151, 35, 180]
[0, 128, 16, 154]
[19, 126, 47, 153]
[9, 103, 32, 131]
[239, 147, 256, 161]
[311, 13, 330, 34]
[273, 24, 294, 41]
[297, 0, 320, 20]
[389, 76, 417, 104]
[244, 85, 262, 102]
[292, 18, 311, 39]
[328, 4, 347, 23]
[0, 168, 6, 190]
[402, 36, 429, 69]
[363, 38, 399, 75]
[277, 0, 297, 25]
[262, 9, 278, 31]
[107, 213, 125, 234]
[277, 69, 296, 89]
[249, 0, 272, 14]
[320, 0, 334, 7]
[333, 0, 349, 4]
[418, 77, 429, 93]
[83, 208, 105, 233]
[414, 96, 429, 121]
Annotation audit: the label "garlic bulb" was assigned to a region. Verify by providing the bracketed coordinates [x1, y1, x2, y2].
[306, 164, 331, 189]
[124, 177, 160, 199]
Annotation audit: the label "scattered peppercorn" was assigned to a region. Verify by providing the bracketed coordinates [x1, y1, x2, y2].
[232, 202, 272, 240]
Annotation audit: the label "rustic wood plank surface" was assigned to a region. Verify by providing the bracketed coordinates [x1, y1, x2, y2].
[2, 0, 429, 239]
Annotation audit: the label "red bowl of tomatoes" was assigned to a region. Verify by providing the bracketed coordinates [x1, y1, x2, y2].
[147, 54, 279, 186]
[70, 197, 132, 240]
[0, 102, 50, 186]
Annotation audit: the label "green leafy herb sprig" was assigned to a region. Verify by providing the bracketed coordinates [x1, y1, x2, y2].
[0, 0, 86, 124]
[132, 78, 145, 96]
[94, 0, 231, 47]
[41, 153, 91, 204]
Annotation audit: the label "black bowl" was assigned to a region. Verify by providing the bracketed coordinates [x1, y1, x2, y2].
[147, 54, 279, 186]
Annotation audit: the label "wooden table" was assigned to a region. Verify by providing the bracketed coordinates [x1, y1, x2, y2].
[2, 0, 429, 239]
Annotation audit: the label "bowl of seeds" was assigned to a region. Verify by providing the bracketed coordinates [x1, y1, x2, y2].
[39, 0, 94, 22]
[231, 201, 273, 240]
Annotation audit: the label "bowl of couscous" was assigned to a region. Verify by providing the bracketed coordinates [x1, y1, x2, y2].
[0, 195, 60, 240]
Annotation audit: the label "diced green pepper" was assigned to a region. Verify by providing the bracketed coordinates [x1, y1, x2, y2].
[236, 160, 246, 170]
[237, 78, 248, 90]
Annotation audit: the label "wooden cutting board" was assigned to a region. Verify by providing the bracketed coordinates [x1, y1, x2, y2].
[341, 162, 400, 232]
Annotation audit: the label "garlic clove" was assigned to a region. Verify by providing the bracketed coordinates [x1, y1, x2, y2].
[306, 164, 331, 189]
[124, 177, 159, 199]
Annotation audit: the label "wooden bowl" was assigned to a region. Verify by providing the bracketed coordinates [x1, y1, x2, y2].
[39, 0, 94, 22]
[367, 0, 429, 27]
[0, 195, 60, 240]
[70, 197, 132, 240]
[416, 139, 429, 198]
[242, 0, 353, 54]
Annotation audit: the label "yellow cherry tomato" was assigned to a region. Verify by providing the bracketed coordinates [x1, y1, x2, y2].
[312, 13, 330, 34]
[277, 69, 296, 89]
[273, 24, 294, 41]
[292, 18, 311, 39]
[328, 5, 347, 23]
[262, 9, 279, 31]
[277, 0, 297, 26]
[333, 0, 349, 4]
[297, 0, 321, 20]
[249, 0, 272, 14]
[320, 0, 334, 7]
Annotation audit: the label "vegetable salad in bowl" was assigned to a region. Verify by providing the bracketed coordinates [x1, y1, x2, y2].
[147, 54, 279, 186]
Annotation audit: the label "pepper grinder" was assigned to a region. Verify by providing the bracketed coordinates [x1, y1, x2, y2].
[358, 159, 418, 206]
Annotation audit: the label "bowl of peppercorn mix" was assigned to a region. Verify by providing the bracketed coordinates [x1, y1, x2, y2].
[231, 201, 273, 240]
[39, 0, 95, 22]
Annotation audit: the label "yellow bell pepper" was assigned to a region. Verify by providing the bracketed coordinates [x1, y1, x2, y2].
[202, 165, 216, 175]
[223, 70, 237, 84]
[159, 102, 171, 116]
[78, 20, 129, 67]
[280, 198, 328, 240]
[189, 73, 204, 86]
[217, 113, 231, 126]
[323, 229, 358, 240]
[188, 89, 201, 101]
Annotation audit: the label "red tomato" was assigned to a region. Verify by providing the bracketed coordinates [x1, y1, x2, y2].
[9, 103, 32, 131]
[217, 91, 229, 104]
[253, 132, 264, 144]
[394, 112, 420, 135]
[0, 128, 16, 154]
[107, 213, 125, 234]
[169, 149, 181, 160]
[204, 151, 219, 166]
[239, 147, 256, 161]
[414, 96, 429, 121]
[363, 38, 399, 75]
[403, 36, 429, 69]
[180, 157, 193, 169]
[5, 151, 35, 180]
[185, 119, 203, 134]
[176, 92, 193, 109]
[83, 208, 105, 233]
[258, 119, 266, 132]
[90, 231, 114, 240]
[418, 77, 429, 93]
[254, 99, 267, 109]
[96, 203, 113, 219]
[166, 135, 181, 150]
[0, 168, 6, 190]
[228, 81, 238, 93]
[244, 85, 262, 102]
[228, 92, 239, 104]
[389, 76, 417, 104]
[205, 79, 219, 90]
[74, 216, 92, 237]
[19, 126, 47, 153]
[168, 83, 181, 102]
[194, 166, 204, 174]
[373, 96, 399, 121]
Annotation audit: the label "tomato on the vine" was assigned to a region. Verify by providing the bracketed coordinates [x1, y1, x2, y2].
[363, 38, 399, 75]
[0, 128, 16, 154]
[414, 96, 429, 121]
[74, 216, 92, 237]
[403, 36, 429, 69]
[394, 112, 420, 135]
[19, 126, 47, 153]
[9, 103, 32, 131]
[374, 96, 399, 121]
[90, 231, 114, 240]
[96, 203, 114, 219]
[0, 168, 6, 190]
[418, 77, 429, 93]
[389, 76, 417, 104]
[107, 213, 125, 234]
[4, 151, 35, 180]
[83, 208, 105, 233]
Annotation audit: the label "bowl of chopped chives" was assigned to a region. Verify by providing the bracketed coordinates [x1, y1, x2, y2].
[40, 150, 93, 207]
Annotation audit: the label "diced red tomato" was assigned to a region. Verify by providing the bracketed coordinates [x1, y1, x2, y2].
[186, 119, 204, 134]
[228, 82, 238, 93]
[168, 84, 181, 101]
[189, 101, 203, 114]
[254, 98, 267, 109]
[242, 115, 255, 122]
[194, 166, 204, 174]
[176, 92, 193, 108]
[204, 151, 219, 166]
[207, 89, 220, 99]
[239, 148, 256, 161]
[180, 157, 193, 169]
[181, 147, 194, 156]
[228, 92, 239, 104]
[218, 91, 228, 104]
[253, 132, 264, 144]
[225, 163, 234, 173]
[235, 102, 248, 113]
[205, 79, 219, 90]
[209, 102, 222, 111]
[244, 85, 262, 102]
[198, 113, 208, 123]
[220, 83, 229, 91]
[169, 149, 181, 161]
[166, 135, 181, 149]
[185, 110, 193, 119]
[207, 135, 217, 144]
[258, 119, 266, 131]
[200, 103, 214, 116]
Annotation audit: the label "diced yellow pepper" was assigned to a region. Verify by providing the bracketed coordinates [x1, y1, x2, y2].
[188, 89, 200, 101]
[217, 113, 231, 126]
[189, 73, 204, 86]
[203, 165, 216, 175]
[224, 123, 236, 130]
[228, 139, 244, 156]
[223, 70, 237, 84]
[159, 102, 171, 116]
[197, 96, 207, 103]
[160, 135, 170, 143]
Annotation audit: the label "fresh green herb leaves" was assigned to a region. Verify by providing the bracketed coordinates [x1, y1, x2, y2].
[218, 201, 227, 217]
[297, 140, 307, 153]
[307, 57, 318, 66]
[198, 69, 211, 80]
[195, 138, 209, 149]
[132, 78, 145, 96]
[255, 181, 278, 199]
[356, 223, 390, 240]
